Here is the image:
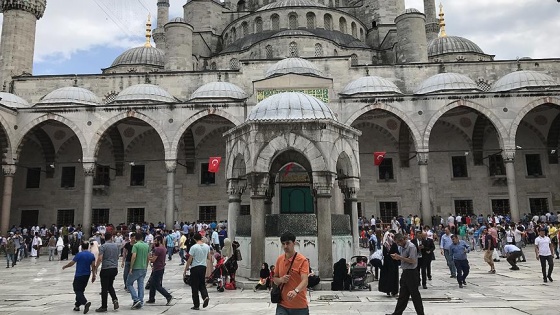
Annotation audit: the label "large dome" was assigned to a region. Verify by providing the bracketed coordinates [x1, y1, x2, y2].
[114, 84, 176, 103]
[265, 58, 323, 78]
[428, 36, 484, 57]
[340, 76, 402, 96]
[36, 87, 101, 106]
[247, 92, 336, 121]
[111, 46, 165, 68]
[414, 73, 480, 94]
[190, 82, 247, 100]
[490, 70, 559, 92]
[0, 92, 30, 108]
[257, 0, 326, 11]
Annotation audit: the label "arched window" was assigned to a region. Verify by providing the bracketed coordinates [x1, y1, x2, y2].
[334, 49, 338, 56]
[289, 41, 298, 57]
[266, 45, 273, 59]
[237, 0, 246, 11]
[289, 13, 298, 29]
[324, 14, 332, 31]
[335, 0, 339, 7]
[351, 54, 358, 66]
[360, 28, 364, 41]
[255, 17, 263, 32]
[339, 17, 347, 33]
[242, 22, 249, 36]
[351, 22, 357, 37]
[271, 14, 280, 31]
[306, 12, 316, 29]
[210, 62, 217, 70]
[224, 33, 229, 45]
[232, 27, 237, 41]
[314, 43, 323, 57]
[230, 58, 240, 70]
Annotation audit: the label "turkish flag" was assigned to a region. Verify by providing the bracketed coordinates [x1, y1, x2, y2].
[374, 152, 386, 166]
[283, 162, 295, 177]
[208, 157, 222, 173]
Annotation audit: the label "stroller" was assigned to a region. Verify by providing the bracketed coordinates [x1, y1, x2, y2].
[349, 256, 371, 291]
[207, 253, 228, 292]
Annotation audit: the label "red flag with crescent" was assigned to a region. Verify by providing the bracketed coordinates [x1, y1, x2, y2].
[208, 157, 222, 173]
[283, 162, 295, 177]
[374, 152, 386, 166]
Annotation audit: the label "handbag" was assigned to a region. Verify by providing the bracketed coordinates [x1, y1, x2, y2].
[271, 252, 297, 303]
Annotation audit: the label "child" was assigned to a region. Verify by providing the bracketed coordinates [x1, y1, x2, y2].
[268, 265, 275, 291]
[253, 263, 270, 291]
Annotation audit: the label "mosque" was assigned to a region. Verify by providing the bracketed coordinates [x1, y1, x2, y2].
[0, 0, 559, 278]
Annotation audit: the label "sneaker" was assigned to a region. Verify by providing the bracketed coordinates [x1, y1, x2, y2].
[73, 307, 80, 312]
[94, 307, 107, 313]
[203, 297, 209, 308]
[145, 300, 155, 304]
[131, 301, 142, 309]
[166, 296, 173, 306]
[113, 300, 119, 310]
[84, 301, 91, 314]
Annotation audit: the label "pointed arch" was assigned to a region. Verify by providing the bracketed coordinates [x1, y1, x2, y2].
[226, 138, 252, 179]
[331, 137, 360, 178]
[509, 97, 560, 146]
[0, 115, 14, 163]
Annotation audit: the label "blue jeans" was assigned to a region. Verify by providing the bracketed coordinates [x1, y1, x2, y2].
[127, 269, 147, 305]
[443, 249, 457, 276]
[5, 253, 13, 266]
[276, 305, 309, 315]
[453, 259, 470, 284]
[179, 249, 186, 264]
[123, 261, 130, 286]
[167, 247, 174, 260]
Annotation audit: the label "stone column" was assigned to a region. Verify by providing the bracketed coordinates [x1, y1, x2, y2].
[417, 152, 432, 226]
[314, 172, 334, 278]
[340, 180, 360, 256]
[82, 162, 95, 238]
[1, 165, 16, 234]
[227, 178, 246, 241]
[248, 173, 269, 279]
[165, 160, 176, 229]
[503, 149, 520, 222]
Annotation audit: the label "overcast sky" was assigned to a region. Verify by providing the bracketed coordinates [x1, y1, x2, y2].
[0, 0, 558, 75]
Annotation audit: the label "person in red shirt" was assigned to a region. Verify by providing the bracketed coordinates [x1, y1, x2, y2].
[146, 236, 173, 305]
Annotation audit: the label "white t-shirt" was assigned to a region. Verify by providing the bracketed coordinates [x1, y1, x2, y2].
[371, 218, 376, 227]
[145, 234, 154, 244]
[514, 229, 523, 242]
[535, 236, 552, 256]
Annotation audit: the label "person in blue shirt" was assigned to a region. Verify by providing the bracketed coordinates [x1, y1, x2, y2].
[62, 242, 96, 313]
[448, 234, 470, 288]
[439, 227, 456, 278]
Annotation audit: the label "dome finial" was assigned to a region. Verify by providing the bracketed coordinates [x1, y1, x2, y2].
[144, 13, 152, 48]
[438, 2, 447, 38]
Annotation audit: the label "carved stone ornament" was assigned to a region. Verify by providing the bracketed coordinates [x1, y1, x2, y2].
[502, 149, 515, 162]
[2, 164, 16, 176]
[417, 151, 429, 165]
[165, 160, 177, 173]
[247, 173, 269, 197]
[0, 0, 47, 19]
[227, 178, 247, 196]
[83, 162, 96, 176]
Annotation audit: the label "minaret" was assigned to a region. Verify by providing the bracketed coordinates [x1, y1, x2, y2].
[438, 3, 447, 38]
[0, 0, 47, 87]
[145, 14, 153, 47]
[424, 0, 438, 42]
[395, 9, 428, 63]
[153, 0, 169, 50]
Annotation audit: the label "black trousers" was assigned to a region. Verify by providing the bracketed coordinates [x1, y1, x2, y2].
[507, 251, 522, 268]
[100, 268, 118, 308]
[149, 269, 172, 301]
[417, 258, 427, 286]
[392, 269, 424, 315]
[190, 265, 208, 308]
[539, 255, 554, 278]
[73, 275, 90, 307]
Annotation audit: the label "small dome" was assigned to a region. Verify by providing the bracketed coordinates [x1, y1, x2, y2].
[266, 57, 323, 78]
[114, 84, 176, 103]
[190, 82, 247, 100]
[272, 30, 314, 38]
[111, 46, 165, 67]
[36, 87, 101, 106]
[0, 92, 30, 108]
[403, 8, 421, 14]
[428, 36, 484, 57]
[247, 92, 336, 121]
[257, 0, 326, 11]
[168, 17, 186, 23]
[414, 73, 480, 94]
[490, 70, 559, 92]
[340, 76, 402, 95]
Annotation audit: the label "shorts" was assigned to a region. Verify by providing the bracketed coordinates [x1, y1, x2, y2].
[484, 250, 493, 263]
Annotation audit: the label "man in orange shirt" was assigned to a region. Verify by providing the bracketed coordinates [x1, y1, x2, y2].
[273, 232, 309, 315]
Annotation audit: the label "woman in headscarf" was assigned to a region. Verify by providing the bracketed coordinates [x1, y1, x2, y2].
[56, 235, 64, 260]
[378, 230, 399, 297]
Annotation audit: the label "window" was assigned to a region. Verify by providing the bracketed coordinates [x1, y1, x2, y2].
[351, 22, 357, 37]
[130, 165, 145, 186]
[452, 156, 468, 178]
[60, 166, 76, 188]
[529, 198, 549, 215]
[57, 209, 74, 226]
[240, 205, 250, 215]
[526, 154, 543, 176]
[241, 22, 249, 36]
[289, 13, 298, 29]
[255, 17, 263, 32]
[271, 14, 280, 31]
[95, 165, 111, 186]
[209, 62, 217, 70]
[350, 54, 358, 66]
[378, 158, 394, 180]
[324, 14, 332, 31]
[266, 45, 273, 59]
[289, 41, 298, 57]
[199, 206, 217, 222]
[339, 17, 347, 33]
[26, 167, 41, 188]
[454, 200, 473, 215]
[379, 202, 398, 224]
[488, 154, 505, 176]
[230, 58, 239, 70]
[360, 28, 364, 41]
[314, 43, 323, 57]
[127, 208, 145, 224]
[92, 208, 110, 226]
[491, 199, 510, 216]
[231, 27, 237, 41]
[306, 12, 315, 29]
[200, 163, 216, 184]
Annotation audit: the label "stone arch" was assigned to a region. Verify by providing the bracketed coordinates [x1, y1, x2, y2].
[518, 120, 547, 147]
[14, 114, 87, 161]
[124, 129, 159, 155]
[547, 113, 560, 163]
[170, 109, 242, 160]
[509, 97, 560, 147]
[226, 138, 252, 179]
[87, 111, 169, 161]
[0, 116, 14, 163]
[352, 121, 399, 147]
[331, 137, 359, 178]
[254, 133, 328, 173]
[423, 100, 507, 150]
[433, 120, 473, 148]
[196, 126, 233, 150]
[345, 103, 422, 150]
[56, 135, 79, 158]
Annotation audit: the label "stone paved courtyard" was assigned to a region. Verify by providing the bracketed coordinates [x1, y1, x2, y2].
[0, 246, 557, 315]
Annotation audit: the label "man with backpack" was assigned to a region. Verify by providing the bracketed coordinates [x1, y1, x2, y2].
[482, 228, 496, 274]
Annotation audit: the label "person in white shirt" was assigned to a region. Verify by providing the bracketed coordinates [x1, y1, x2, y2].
[145, 232, 154, 246]
[211, 229, 220, 251]
[370, 216, 376, 228]
[535, 228, 555, 282]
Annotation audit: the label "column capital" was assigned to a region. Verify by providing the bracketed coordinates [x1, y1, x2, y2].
[247, 172, 270, 197]
[502, 149, 516, 162]
[338, 181, 359, 200]
[0, 0, 46, 19]
[417, 151, 429, 165]
[165, 160, 177, 173]
[313, 171, 334, 197]
[227, 178, 247, 196]
[83, 162, 96, 176]
[2, 164, 16, 176]
[157, 0, 170, 7]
